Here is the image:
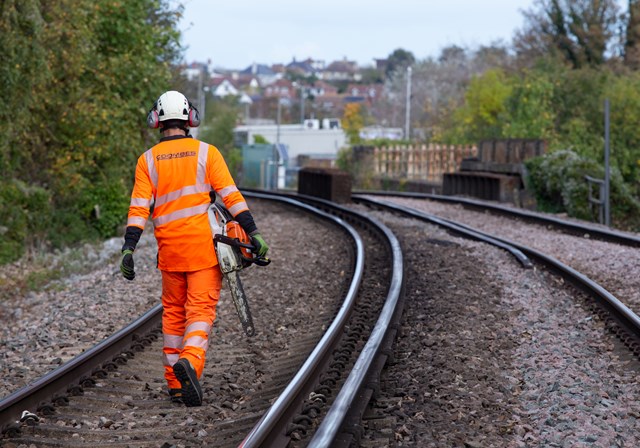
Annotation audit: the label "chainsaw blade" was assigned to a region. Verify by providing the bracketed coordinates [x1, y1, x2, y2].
[225, 270, 256, 337]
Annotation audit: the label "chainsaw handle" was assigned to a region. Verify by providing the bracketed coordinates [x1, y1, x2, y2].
[250, 256, 271, 266]
[214, 233, 254, 249]
[214, 234, 271, 266]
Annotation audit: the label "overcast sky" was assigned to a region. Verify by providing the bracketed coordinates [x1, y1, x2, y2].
[177, 1, 618, 70]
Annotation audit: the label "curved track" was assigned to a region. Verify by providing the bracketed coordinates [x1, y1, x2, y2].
[1, 192, 407, 448]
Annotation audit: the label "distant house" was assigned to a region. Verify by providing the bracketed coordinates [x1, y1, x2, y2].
[322, 58, 361, 82]
[374, 58, 388, 73]
[285, 57, 326, 78]
[182, 62, 207, 82]
[240, 63, 280, 86]
[307, 80, 338, 97]
[211, 78, 239, 97]
[235, 75, 261, 95]
[344, 83, 384, 104]
[264, 78, 296, 98]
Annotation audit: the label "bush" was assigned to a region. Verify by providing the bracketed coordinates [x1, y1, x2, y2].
[526, 149, 640, 230]
[79, 179, 130, 239]
[0, 179, 53, 263]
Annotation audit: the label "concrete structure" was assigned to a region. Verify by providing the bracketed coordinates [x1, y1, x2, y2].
[233, 124, 347, 167]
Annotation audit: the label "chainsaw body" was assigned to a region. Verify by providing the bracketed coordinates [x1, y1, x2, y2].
[207, 202, 267, 337]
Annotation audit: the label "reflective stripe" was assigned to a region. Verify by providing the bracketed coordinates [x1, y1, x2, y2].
[217, 185, 239, 199]
[163, 334, 183, 349]
[184, 335, 208, 349]
[153, 203, 209, 226]
[144, 148, 158, 189]
[127, 216, 147, 227]
[130, 197, 151, 208]
[155, 183, 211, 207]
[197, 141, 209, 185]
[229, 201, 248, 216]
[163, 353, 180, 367]
[185, 322, 211, 335]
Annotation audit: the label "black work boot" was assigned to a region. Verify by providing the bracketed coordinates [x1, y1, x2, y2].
[169, 388, 183, 404]
[173, 358, 202, 407]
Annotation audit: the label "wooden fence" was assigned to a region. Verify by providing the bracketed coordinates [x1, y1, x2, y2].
[373, 144, 477, 182]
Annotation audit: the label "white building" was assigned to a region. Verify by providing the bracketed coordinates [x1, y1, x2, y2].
[234, 123, 347, 166]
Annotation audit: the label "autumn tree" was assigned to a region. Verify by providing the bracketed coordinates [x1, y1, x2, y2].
[514, 0, 620, 68]
[625, 0, 640, 68]
[342, 103, 364, 144]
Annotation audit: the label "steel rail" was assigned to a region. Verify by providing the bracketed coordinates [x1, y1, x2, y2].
[0, 303, 162, 434]
[353, 190, 640, 247]
[354, 196, 532, 268]
[240, 192, 365, 448]
[308, 210, 404, 447]
[360, 197, 640, 349]
[244, 192, 409, 447]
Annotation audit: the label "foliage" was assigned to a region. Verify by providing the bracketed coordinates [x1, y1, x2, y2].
[502, 70, 556, 139]
[525, 149, 640, 229]
[336, 146, 376, 189]
[0, 180, 53, 263]
[342, 103, 365, 145]
[443, 69, 512, 143]
[253, 134, 269, 144]
[0, 0, 182, 264]
[385, 48, 416, 79]
[198, 96, 243, 178]
[514, 0, 620, 68]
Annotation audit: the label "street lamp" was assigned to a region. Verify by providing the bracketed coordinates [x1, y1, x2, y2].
[240, 93, 252, 123]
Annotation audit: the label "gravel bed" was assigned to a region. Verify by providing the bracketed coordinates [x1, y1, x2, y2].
[360, 210, 640, 447]
[0, 229, 161, 398]
[370, 195, 640, 316]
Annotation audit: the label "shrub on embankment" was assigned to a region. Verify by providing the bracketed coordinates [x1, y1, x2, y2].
[525, 150, 640, 231]
[0, 0, 183, 264]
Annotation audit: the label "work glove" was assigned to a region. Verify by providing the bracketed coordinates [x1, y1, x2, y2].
[120, 249, 135, 281]
[251, 233, 269, 258]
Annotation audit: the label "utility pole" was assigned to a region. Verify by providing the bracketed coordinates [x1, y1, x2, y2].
[300, 87, 305, 124]
[194, 66, 204, 139]
[276, 98, 281, 146]
[404, 66, 412, 140]
[604, 98, 611, 227]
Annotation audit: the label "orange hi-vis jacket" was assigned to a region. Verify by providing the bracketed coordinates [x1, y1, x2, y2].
[127, 137, 249, 272]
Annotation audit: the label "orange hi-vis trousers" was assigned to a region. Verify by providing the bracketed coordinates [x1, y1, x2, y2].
[161, 267, 222, 390]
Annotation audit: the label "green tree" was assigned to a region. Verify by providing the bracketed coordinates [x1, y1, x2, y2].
[385, 48, 415, 79]
[199, 96, 242, 177]
[502, 70, 556, 139]
[0, 0, 183, 262]
[444, 69, 512, 143]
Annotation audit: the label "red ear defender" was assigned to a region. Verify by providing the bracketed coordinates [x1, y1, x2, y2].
[147, 102, 160, 129]
[188, 102, 200, 128]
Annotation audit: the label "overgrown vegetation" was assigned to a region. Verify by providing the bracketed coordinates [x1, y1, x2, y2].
[0, 0, 182, 264]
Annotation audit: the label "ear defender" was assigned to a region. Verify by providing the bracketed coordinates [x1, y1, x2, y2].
[188, 102, 200, 128]
[147, 102, 159, 129]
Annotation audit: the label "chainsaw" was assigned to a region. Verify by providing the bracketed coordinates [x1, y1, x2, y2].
[208, 203, 270, 337]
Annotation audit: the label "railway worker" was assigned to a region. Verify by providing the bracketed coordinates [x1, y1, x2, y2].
[118, 90, 269, 407]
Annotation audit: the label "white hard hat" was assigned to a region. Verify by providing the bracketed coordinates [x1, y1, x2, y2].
[147, 90, 200, 128]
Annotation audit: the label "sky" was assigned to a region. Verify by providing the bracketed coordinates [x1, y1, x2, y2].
[178, 0, 536, 70]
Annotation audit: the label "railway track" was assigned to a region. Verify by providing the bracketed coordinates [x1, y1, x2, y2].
[0, 192, 406, 448]
[352, 196, 640, 446]
[354, 190, 640, 246]
[4, 188, 640, 446]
